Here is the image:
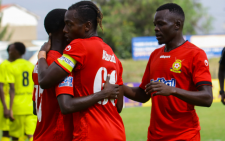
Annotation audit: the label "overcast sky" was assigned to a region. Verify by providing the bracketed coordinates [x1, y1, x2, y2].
[2, 0, 81, 40]
[2, 0, 225, 40]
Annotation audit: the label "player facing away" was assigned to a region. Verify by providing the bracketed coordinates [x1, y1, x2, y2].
[0, 44, 15, 141]
[123, 3, 213, 141]
[37, 1, 126, 141]
[7, 42, 37, 141]
[32, 9, 74, 141]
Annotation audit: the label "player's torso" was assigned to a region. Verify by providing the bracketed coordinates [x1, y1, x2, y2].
[11, 59, 34, 115]
[33, 51, 73, 141]
[72, 39, 125, 141]
[148, 44, 201, 140]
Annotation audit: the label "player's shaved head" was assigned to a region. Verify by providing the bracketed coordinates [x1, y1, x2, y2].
[44, 9, 67, 34]
[156, 3, 185, 22]
[68, 1, 103, 31]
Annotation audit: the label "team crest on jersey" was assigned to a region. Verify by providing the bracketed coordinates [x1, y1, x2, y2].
[58, 76, 73, 87]
[151, 78, 176, 87]
[170, 59, 182, 73]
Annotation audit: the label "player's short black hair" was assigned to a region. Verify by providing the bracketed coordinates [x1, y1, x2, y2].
[13, 42, 26, 55]
[6, 44, 12, 52]
[44, 9, 67, 34]
[68, 1, 103, 31]
[156, 3, 185, 21]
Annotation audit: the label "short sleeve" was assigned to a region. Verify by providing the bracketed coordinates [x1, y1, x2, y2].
[0, 65, 4, 83]
[6, 66, 15, 84]
[117, 60, 123, 86]
[55, 41, 87, 73]
[55, 73, 74, 97]
[139, 59, 151, 90]
[219, 47, 225, 65]
[192, 50, 212, 87]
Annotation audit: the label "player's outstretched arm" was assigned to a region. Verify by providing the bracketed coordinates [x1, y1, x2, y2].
[123, 85, 151, 103]
[57, 75, 120, 114]
[0, 83, 9, 118]
[116, 86, 124, 113]
[145, 82, 213, 107]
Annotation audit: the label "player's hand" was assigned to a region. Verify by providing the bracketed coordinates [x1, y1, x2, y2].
[3, 108, 9, 118]
[40, 33, 51, 52]
[103, 75, 119, 99]
[221, 93, 225, 105]
[145, 82, 175, 96]
[9, 110, 15, 121]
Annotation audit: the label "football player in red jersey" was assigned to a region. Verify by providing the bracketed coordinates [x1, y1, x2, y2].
[32, 9, 74, 141]
[37, 1, 125, 141]
[123, 3, 213, 141]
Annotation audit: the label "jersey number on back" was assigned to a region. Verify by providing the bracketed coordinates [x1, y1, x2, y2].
[22, 71, 29, 86]
[93, 67, 117, 106]
[34, 85, 43, 122]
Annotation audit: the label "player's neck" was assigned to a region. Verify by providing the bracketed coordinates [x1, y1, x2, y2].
[51, 36, 67, 54]
[165, 35, 185, 52]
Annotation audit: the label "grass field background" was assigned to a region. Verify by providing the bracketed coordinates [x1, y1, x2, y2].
[120, 102, 225, 141]
[1, 102, 224, 141]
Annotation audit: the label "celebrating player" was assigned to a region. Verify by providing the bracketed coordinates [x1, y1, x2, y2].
[123, 3, 213, 141]
[7, 42, 36, 141]
[0, 44, 14, 141]
[37, 1, 126, 141]
[32, 9, 74, 141]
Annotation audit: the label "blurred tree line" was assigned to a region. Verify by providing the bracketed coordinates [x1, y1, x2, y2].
[92, 0, 213, 59]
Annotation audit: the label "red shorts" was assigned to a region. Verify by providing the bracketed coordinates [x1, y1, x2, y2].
[190, 132, 200, 141]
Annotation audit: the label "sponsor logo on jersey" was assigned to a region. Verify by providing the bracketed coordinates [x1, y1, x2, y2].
[102, 50, 116, 63]
[65, 45, 71, 51]
[160, 55, 170, 59]
[151, 78, 176, 87]
[58, 56, 75, 68]
[59, 76, 73, 87]
[170, 59, 182, 73]
[204, 60, 208, 66]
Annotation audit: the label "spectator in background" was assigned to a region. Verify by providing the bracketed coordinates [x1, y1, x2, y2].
[218, 47, 225, 105]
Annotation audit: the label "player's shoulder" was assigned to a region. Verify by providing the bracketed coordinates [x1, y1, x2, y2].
[150, 46, 164, 57]
[0, 59, 11, 67]
[182, 41, 206, 55]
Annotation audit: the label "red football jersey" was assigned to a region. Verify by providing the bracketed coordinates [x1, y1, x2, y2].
[32, 50, 73, 141]
[55, 36, 126, 141]
[139, 41, 212, 141]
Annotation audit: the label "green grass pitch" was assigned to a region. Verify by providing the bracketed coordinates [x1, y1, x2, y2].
[1, 102, 225, 141]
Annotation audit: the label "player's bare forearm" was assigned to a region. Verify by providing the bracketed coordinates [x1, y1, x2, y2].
[146, 82, 212, 107]
[57, 90, 117, 114]
[38, 59, 68, 89]
[0, 83, 7, 109]
[9, 83, 15, 110]
[172, 85, 213, 107]
[123, 85, 151, 103]
[58, 76, 119, 114]
[218, 64, 225, 91]
[116, 86, 124, 113]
